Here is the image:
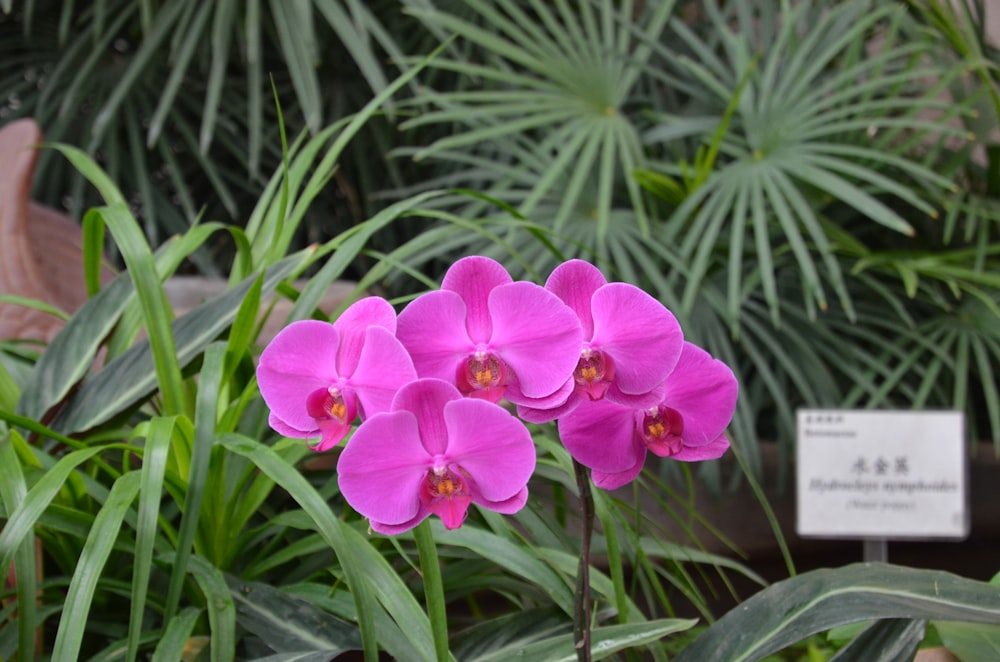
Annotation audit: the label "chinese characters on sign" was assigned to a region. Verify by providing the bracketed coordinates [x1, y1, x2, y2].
[796, 410, 967, 539]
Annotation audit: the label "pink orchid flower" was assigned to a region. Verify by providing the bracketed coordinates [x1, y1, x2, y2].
[558, 341, 738, 490]
[337, 378, 536, 534]
[396, 256, 583, 408]
[518, 259, 684, 423]
[256, 297, 417, 451]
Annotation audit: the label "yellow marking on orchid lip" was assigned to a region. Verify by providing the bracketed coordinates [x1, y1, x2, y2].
[436, 479, 457, 497]
[327, 400, 347, 421]
[646, 421, 666, 439]
[579, 365, 599, 382]
[475, 367, 493, 385]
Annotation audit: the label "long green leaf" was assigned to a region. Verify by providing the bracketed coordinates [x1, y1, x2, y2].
[224, 576, 361, 655]
[469, 619, 695, 662]
[828, 619, 925, 662]
[17, 223, 225, 421]
[164, 343, 224, 623]
[183, 555, 236, 662]
[220, 433, 437, 662]
[49, 249, 312, 434]
[675, 563, 1000, 662]
[0, 445, 106, 574]
[86, 205, 184, 417]
[51, 471, 142, 661]
[127, 416, 176, 662]
[150, 607, 203, 662]
[0, 431, 37, 661]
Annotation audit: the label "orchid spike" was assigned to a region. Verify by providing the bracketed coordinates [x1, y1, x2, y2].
[518, 259, 684, 422]
[256, 297, 417, 451]
[337, 378, 536, 534]
[558, 341, 738, 490]
[396, 256, 583, 407]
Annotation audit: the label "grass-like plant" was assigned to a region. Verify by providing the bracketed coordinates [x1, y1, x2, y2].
[2, 1, 1000, 660]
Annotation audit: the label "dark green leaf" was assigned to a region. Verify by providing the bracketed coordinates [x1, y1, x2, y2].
[675, 563, 1000, 662]
[225, 576, 362, 655]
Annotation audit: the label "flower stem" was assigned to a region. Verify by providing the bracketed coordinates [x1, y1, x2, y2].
[573, 459, 594, 662]
[414, 519, 451, 662]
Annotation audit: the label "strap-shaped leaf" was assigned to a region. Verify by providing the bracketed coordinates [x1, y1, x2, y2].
[468, 618, 695, 662]
[675, 563, 1000, 662]
[50, 471, 142, 661]
[225, 575, 361, 655]
[48, 249, 312, 434]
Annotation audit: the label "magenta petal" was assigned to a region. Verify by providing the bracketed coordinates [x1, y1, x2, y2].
[333, 297, 398, 377]
[673, 434, 731, 461]
[370, 511, 428, 535]
[545, 260, 606, 337]
[393, 379, 462, 456]
[311, 416, 353, 452]
[516, 386, 579, 424]
[337, 411, 430, 526]
[397, 290, 475, 380]
[441, 256, 512, 342]
[606, 380, 667, 410]
[257, 320, 341, 432]
[477, 486, 528, 514]
[267, 412, 316, 439]
[426, 494, 472, 529]
[664, 342, 739, 447]
[558, 399, 642, 474]
[488, 282, 582, 399]
[442, 398, 535, 502]
[592, 441, 646, 490]
[349, 327, 417, 419]
[591, 283, 683, 395]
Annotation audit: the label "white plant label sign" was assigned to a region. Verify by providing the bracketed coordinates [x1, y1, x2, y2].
[796, 410, 967, 539]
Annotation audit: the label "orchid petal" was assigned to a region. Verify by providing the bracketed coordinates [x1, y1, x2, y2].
[333, 297, 398, 376]
[606, 380, 667, 410]
[664, 342, 739, 447]
[370, 511, 428, 535]
[441, 256, 512, 341]
[350, 326, 418, 420]
[488, 281, 582, 399]
[267, 412, 316, 439]
[476, 486, 528, 514]
[337, 411, 430, 526]
[426, 494, 472, 529]
[673, 434, 731, 461]
[257, 320, 340, 432]
[558, 399, 642, 474]
[591, 283, 683, 395]
[545, 259, 606, 337]
[592, 440, 646, 490]
[311, 416, 354, 452]
[397, 290, 475, 380]
[443, 398, 536, 502]
[392, 379, 461, 456]
[515, 381, 578, 423]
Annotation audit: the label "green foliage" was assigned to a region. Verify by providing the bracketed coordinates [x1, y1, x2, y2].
[675, 563, 1000, 662]
[2, 1, 1000, 660]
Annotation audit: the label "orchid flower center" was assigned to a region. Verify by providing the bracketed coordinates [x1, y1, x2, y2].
[640, 406, 684, 457]
[573, 347, 614, 400]
[457, 350, 508, 403]
[421, 465, 473, 530]
[306, 386, 349, 424]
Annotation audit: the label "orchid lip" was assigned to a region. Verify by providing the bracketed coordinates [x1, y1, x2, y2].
[573, 347, 613, 400]
[641, 405, 685, 457]
[456, 351, 509, 402]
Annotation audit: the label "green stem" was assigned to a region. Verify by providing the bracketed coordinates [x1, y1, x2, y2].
[573, 460, 594, 662]
[414, 520, 450, 662]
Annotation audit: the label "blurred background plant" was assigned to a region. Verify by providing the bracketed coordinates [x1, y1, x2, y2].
[2, 0, 1000, 659]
